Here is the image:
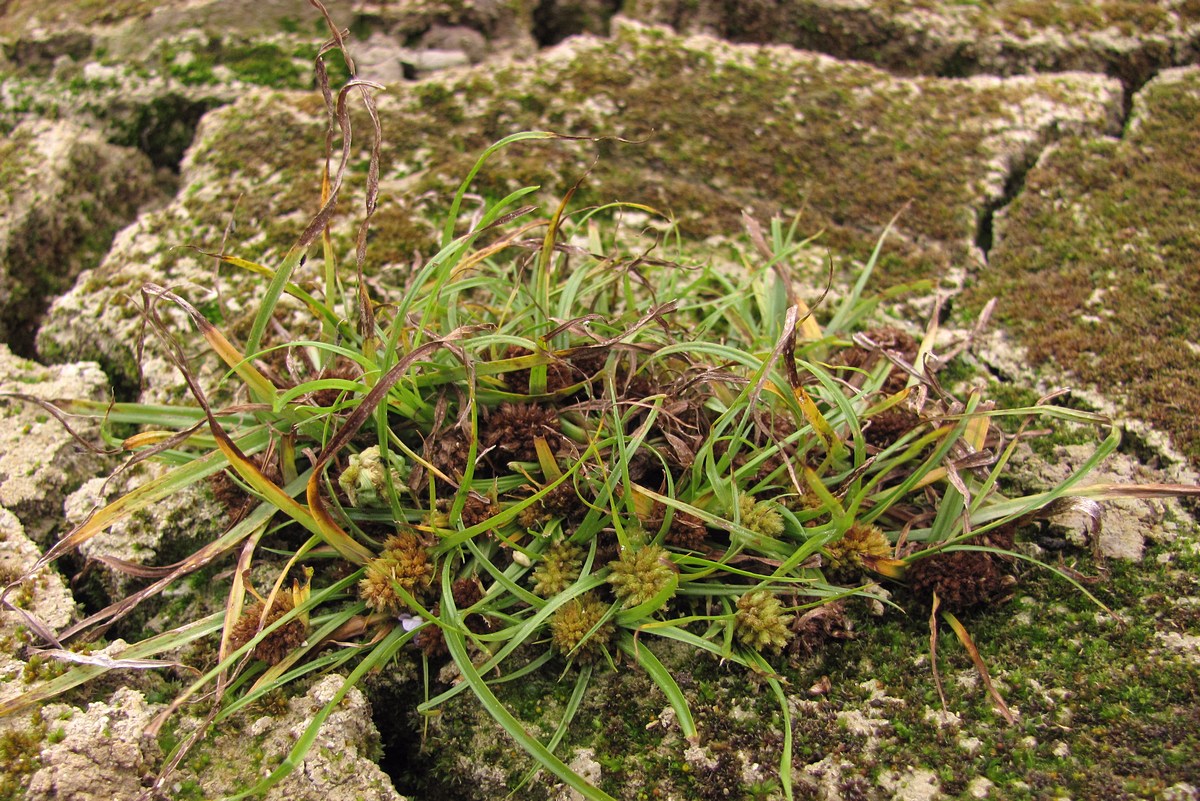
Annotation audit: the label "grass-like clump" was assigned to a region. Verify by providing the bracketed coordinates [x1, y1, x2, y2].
[2, 5, 1187, 799]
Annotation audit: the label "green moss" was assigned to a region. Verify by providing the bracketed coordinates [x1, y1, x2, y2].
[353, 25, 1112, 287]
[985, 383, 1104, 458]
[0, 130, 34, 203]
[108, 92, 218, 169]
[172, 779, 207, 800]
[962, 68, 1200, 463]
[158, 37, 314, 88]
[414, 529, 1200, 799]
[789, 541, 1200, 799]
[224, 42, 309, 87]
[0, 710, 46, 801]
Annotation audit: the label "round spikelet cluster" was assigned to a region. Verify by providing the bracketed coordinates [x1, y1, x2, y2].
[664, 510, 707, 550]
[229, 593, 307, 666]
[738, 495, 785, 538]
[607, 543, 675, 609]
[519, 482, 584, 528]
[907, 549, 1015, 611]
[825, 522, 891, 575]
[359, 531, 435, 613]
[530, 541, 584, 597]
[550, 592, 614, 662]
[734, 590, 794, 654]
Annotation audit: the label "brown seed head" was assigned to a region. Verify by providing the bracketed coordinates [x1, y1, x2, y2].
[483, 403, 561, 463]
[664, 511, 707, 551]
[358, 531, 436, 613]
[229, 593, 307, 666]
[906, 549, 1015, 611]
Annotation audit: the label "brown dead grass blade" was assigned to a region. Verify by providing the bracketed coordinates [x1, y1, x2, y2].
[1069, 482, 1200, 500]
[943, 607, 1017, 725]
[0, 393, 122, 455]
[928, 592, 948, 713]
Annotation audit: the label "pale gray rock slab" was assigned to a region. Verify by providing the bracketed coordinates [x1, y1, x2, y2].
[0, 505, 76, 696]
[182, 674, 407, 801]
[1, 0, 534, 82]
[37, 20, 1121, 399]
[0, 344, 110, 544]
[0, 506, 74, 630]
[63, 460, 226, 601]
[26, 686, 164, 801]
[1011, 442, 1188, 562]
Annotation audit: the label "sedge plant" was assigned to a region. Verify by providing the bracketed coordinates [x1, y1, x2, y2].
[3, 6, 1195, 799]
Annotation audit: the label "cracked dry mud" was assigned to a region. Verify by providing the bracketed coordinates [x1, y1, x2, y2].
[1, 2, 1199, 800]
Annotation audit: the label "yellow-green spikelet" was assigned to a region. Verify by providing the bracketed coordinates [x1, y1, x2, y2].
[607, 543, 675, 609]
[531, 540, 584, 597]
[734, 590, 794, 654]
[549, 592, 614, 662]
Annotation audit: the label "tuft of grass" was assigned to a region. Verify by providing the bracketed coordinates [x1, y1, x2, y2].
[2, 4, 1195, 799]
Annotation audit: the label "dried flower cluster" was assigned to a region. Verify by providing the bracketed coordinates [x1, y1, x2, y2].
[662, 510, 707, 551]
[483, 403, 561, 463]
[229, 592, 307, 666]
[457, 494, 501, 528]
[518, 480, 584, 528]
[907, 549, 1016, 611]
[359, 531, 435, 613]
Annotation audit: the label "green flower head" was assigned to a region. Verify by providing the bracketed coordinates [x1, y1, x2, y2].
[530, 540, 584, 598]
[734, 589, 794, 654]
[607, 543, 676, 610]
[737, 495, 785, 539]
[550, 592, 615, 663]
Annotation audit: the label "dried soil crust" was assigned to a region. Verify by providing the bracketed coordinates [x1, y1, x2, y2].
[625, 0, 1200, 84]
[36, 21, 1121, 396]
[965, 65, 1200, 464]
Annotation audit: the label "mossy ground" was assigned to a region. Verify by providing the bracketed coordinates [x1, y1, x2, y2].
[413, 527, 1200, 800]
[0, 0, 158, 35]
[627, 0, 1200, 84]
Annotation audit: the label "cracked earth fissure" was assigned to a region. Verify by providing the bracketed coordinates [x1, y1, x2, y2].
[971, 63, 1149, 266]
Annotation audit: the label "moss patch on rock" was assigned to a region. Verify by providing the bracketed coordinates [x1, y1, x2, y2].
[962, 66, 1200, 464]
[0, 119, 164, 354]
